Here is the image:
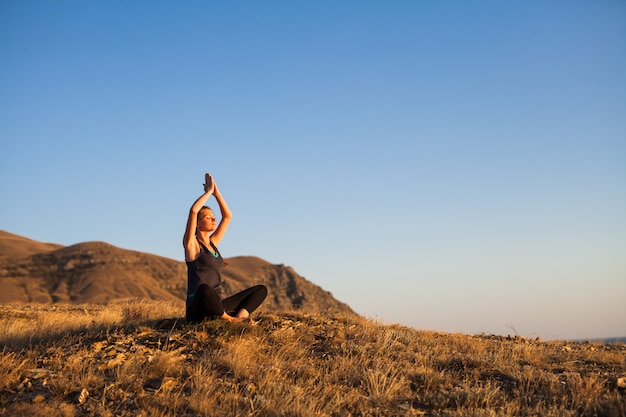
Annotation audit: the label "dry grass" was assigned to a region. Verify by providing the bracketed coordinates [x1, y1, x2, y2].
[0, 300, 624, 416]
[0, 299, 180, 348]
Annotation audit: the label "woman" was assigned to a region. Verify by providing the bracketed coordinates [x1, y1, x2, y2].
[183, 172, 267, 324]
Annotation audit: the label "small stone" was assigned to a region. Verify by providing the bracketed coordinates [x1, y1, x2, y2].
[32, 394, 46, 403]
[617, 377, 626, 389]
[143, 376, 176, 392]
[78, 388, 89, 404]
[398, 401, 411, 410]
[144, 377, 164, 392]
[98, 353, 126, 370]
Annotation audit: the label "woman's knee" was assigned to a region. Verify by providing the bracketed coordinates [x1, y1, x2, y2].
[253, 284, 268, 298]
[194, 284, 224, 316]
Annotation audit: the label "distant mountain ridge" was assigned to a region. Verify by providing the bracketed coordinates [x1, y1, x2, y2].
[0, 230, 353, 314]
[574, 337, 626, 345]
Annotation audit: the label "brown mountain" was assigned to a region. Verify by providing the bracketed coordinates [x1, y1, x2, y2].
[0, 230, 63, 259]
[0, 230, 353, 314]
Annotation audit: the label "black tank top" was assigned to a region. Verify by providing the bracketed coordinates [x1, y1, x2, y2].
[186, 241, 224, 308]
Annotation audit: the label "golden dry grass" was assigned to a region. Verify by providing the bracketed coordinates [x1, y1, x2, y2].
[0, 300, 624, 416]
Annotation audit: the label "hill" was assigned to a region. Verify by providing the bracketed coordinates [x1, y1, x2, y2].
[0, 230, 353, 314]
[0, 301, 624, 416]
[0, 230, 63, 260]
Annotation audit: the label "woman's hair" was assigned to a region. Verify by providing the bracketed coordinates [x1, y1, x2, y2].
[197, 206, 212, 219]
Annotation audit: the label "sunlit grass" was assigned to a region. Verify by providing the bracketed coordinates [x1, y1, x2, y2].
[0, 300, 624, 416]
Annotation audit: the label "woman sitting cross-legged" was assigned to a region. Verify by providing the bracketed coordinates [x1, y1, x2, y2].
[183, 172, 267, 324]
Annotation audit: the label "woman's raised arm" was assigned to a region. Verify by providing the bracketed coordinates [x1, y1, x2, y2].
[183, 173, 214, 261]
[208, 181, 232, 247]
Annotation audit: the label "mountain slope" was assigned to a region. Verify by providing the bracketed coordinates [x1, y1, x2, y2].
[0, 232, 353, 314]
[0, 230, 63, 259]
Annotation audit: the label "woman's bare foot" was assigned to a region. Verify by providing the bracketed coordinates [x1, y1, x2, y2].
[220, 312, 255, 325]
[235, 308, 250, 319]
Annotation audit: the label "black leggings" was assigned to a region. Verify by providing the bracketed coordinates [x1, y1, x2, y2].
[186, 284, 268, 323]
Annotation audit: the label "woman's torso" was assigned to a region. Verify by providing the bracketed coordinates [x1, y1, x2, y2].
[186, 241, 224, 307]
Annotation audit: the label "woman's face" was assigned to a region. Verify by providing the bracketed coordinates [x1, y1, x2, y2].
[197, 208, 217, 232]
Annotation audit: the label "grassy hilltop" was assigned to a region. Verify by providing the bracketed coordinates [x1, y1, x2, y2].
[0, 300, 626, 416]
[1, 301, 624, 417]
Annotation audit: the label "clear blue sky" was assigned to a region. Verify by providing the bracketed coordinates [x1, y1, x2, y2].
[2, 1, 624, 340]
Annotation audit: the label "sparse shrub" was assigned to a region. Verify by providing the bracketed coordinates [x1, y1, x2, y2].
[362, 363, 405, 402]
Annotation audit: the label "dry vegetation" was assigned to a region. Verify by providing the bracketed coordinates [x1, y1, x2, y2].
[0, 300, 624, 417]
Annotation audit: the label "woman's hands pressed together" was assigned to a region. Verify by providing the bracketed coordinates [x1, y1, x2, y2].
[203, 172, 215, 194]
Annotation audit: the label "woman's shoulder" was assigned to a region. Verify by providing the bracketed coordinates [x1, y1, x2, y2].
[184, 237, 202, 262]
